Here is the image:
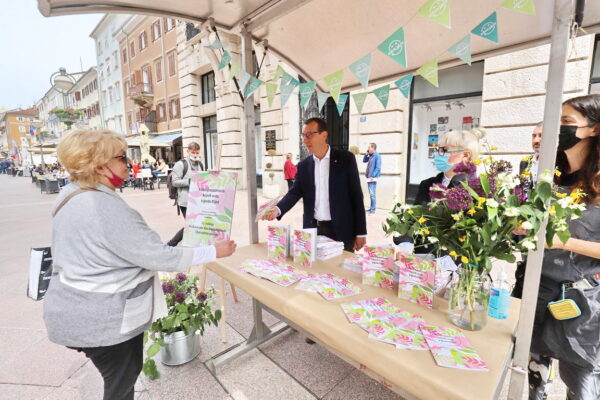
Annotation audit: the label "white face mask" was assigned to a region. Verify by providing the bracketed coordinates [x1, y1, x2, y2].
[190, 156, 200, 162]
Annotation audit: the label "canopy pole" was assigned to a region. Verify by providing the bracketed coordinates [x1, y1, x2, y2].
[507, 0, 574, 398]
[241, 25, 259, 244]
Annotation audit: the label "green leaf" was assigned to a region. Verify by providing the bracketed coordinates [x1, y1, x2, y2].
[214, 309, 222, 321]
[142, 358, 160, 379]
[494, 252, 516, 263]
[518, 205, 536, 216]
[480, 174, 490, 195]
[146, 342, 161, 358]
[537, 182, 552, 202]
[557, 229, 571, 244]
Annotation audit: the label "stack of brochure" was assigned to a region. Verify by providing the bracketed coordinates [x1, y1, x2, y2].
[316, 235, 344, 260]
[341, 254, 363, 274]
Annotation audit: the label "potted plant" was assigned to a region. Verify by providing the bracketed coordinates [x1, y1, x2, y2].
[142, 273, 221, 379]
[52, 108, 83, 129]
[383, 159, 584, 330]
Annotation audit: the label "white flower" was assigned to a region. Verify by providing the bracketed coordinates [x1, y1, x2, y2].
[521, 221, 533, 230]
[539, 169, 553, 183]
[522, 240, 536, 250]
[497, 173, 518, 190]
[486, 199, 499, 208]
[505, 207, 519, 217]
[558, 197, 573, 208]
[491, 234, 497, 241]
[428, 236, 439, 243]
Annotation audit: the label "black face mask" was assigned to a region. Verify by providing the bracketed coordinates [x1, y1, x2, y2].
[558, 125, 583, 151]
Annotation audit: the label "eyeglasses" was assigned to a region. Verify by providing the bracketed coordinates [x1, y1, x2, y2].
[300, 130, 322, 139]
[438, 147, 465, 155]
[113, 154, 128, 163]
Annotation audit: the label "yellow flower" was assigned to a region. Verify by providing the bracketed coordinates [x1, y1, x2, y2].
[461, 256, 469, 264]
[570, 189, 586, 203]
[476, 205, 483, 210]
[484, 157, 493, 165]
[418, 216, 427, 224]
[491, 146, 498, 151]
[473, 158, 482, 166]
[549, 205, 556, 216]
[449, 251, 458, 259]
[555, 192, 567, 198]
[554, 169, 562, 177]
[478, 197, 486, 204]
[407, 210, 414, 215]
[467, 208, 476, 216]
[452, 213, 460, 221]
[458, 236, 466, 243]
[421, 228, 430, 235]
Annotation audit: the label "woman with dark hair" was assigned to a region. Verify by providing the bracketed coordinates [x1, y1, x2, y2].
[529, 94, 600, 400]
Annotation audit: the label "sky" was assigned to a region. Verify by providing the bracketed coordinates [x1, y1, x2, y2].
[0, 1, 104, 110]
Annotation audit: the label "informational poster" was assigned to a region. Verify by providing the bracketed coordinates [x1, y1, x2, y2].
[182, 171, 238, 247]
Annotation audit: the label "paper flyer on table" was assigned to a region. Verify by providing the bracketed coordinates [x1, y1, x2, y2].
[362, 245, 396, 289]
[293, 228, 317, 268]
[267, 225, 290, 262]
[368, 313, 428, 351]
[340, 297, 401, 323]
[397, 253, 436, 309]
[240, 259, 304, 287]
[420, 324, 489, 371]
[317, 277, 362, 300]
[182, 171, 237, 247]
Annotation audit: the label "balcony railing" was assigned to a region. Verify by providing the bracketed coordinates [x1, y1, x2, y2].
[129, 83, 154, 108]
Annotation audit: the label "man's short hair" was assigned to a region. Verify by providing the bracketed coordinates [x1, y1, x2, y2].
[304, 117, 328, 132]
[188, 142, 200, 151]
[369, 143, 377, 150]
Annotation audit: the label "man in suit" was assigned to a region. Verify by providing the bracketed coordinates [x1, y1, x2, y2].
[262, 117, 367, 252]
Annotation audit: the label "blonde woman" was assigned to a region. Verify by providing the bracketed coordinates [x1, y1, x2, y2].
[43, 129, 236, 400]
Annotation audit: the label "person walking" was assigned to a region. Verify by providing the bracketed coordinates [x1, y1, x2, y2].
[283, 153, 297, 190]
[363, 143, 381, 214]
[43, 129, 236, 400]
[167, 142, 205, 247]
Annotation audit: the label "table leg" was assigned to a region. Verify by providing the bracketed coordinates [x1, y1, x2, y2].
[230, 283, 239, 303]
[219, 278, 228, 344]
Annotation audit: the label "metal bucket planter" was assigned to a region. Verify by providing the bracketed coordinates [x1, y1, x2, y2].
[159, 330, 201, 366]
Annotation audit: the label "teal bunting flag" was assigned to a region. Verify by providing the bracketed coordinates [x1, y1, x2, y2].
[281, 71, 299, 87]
[352, 92, 368, 114]
[279, 80, 296, 108]
[218, 50, 232, 70]
[471, 12, 499, 43]
[299, 81, 316, 109]
[448, 35, 472, 65]
[377, 27, 407, 67]
[205, 37, 223, 49]
[349, 54, 372, 90]
[336, 94, 348, 117]
[317, 92, 330, 113]
[239, 70, 252, 93]
[372, 85, 391, 109]
[394, 74, 413, 99]
[244, 76, 263, 98]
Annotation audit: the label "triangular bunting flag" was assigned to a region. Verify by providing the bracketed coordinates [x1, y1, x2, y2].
[349, 54, 372, 90]
[279, 80, 296, 108]
[394, 74, 413, 99]
[448, 35, 472, 65]
[244, 76, 263, 98]
[471, 12, 499, 44]
[377, 28, 407, 67]
[324, 69, 344, 103]
[228, 60, 240, 81]
[274, 65, 285, 80]
[266, 82, 278, 107]
[372, 85, 391, 109]
[218, 50, 232, 70]
[417, 59, 439, 87]
[418, 0, 451, 28]
[336, 94, 348, 117]
[352, 93, 368, 114]
[281, 72, 299, 87]
[502, 0, 535, 15]
[317, 92, 330, 113]
[239, 70, 252, 93]
[299, 81, 316, 109]
[205, 37, 223, 49]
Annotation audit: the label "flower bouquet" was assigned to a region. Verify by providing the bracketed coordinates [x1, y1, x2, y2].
[383, 159, 584, 330]
[142, 273, 221, 379]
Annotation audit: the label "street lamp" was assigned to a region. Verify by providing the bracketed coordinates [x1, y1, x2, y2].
[49, 67, 76, 94]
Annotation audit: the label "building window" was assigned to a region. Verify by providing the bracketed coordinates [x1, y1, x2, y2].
[167, 52, 176, 77]
[127, 112, 133, 130]
[124, 79, 129, 95]
[113, 52, 119, 69]
[152, 20, 162, 41]
[130, 41, 136, 58]
[103, 90, 107, 104]
[108, 87, 114, 104]
[93, 79, 98, 90]
[139, 31, 147, 51]
[122, 48, 127, 64]
[203, 115, 217, 170]
[142, 65, 152, 84]
[19, 125, 26, 132]
[169, 97, 180, 119]
[157, 103, 166, 121]
[115, 82, 121, 101]
[107, 63, 111, 76]
[201, 71, 216, 104]
[165, 17, 176, 32]
[155, 59, 163, 82]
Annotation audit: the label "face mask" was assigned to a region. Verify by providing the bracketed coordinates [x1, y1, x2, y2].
[434, 153, 452, 173]
[104, 166, 124, 188]
[190, 156, 200, 162]
[558, 125, 583, 151]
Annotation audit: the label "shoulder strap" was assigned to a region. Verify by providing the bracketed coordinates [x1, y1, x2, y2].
[182, 159, 189, 177]
[52, 188, 94, 217]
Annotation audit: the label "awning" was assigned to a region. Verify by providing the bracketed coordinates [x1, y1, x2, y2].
[126, 135, 171, 148]
[152, 132, 182, 144]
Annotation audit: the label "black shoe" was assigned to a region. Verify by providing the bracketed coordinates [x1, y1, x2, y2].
[305, 338, 315, 344]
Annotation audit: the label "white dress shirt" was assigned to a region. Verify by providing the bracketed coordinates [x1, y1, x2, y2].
[314, 146, 332, 221]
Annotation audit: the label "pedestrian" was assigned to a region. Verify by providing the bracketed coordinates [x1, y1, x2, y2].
[363, 143, 381, 214]
[529, 94, 600, 400]
[43, 129, 236, 400]
[167, 142, 205, 247]
[283, 153, 297, 190]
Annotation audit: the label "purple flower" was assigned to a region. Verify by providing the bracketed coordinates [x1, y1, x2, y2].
[468, 176, 485, 197]
[445, 186, 473, 211]
[513, 185, 528, 203]
[429, 183, 447, 200]
[174, 292, 186, 304]
[196, 292, 207, 303]
[453, 162, 477, 177]
[175, 272, 187, 282]
[162, 282, 175, 294]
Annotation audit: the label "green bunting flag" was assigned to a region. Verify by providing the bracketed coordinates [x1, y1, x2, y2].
[228, 60, 240, 81]
[281, 71, 299, 87]
[418, 0, 451, 28]
[471, 12, 499, 44]
[336, 94, 348, 117]
[274, 65, 285, 80]
[349, 54, 372, 90]
[501, 0, 536, 15]
[244, 76, 263, 98]
[372, 85, 391, 109]
[205, 37, 223, 49]
[324, 69, 344, 103]
[317, 92, 330, 113]
[352, 92, 368, 114]
[218, 50, 232, 70]
[239, 70, 252, 93]
[279, 80, 296, 108]
[266, 82, 278, 107]
[394, 73, 413, 99]
[377, 27, 407, 67]
[299, 81, 316, 109]
[448, 34, 472, 65]
[417, 59, 439, 87]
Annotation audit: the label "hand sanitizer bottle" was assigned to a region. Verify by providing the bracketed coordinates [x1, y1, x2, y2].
[488, 267, 510, 319]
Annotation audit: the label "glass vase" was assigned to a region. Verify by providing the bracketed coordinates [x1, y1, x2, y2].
[448, 266, 491, 331]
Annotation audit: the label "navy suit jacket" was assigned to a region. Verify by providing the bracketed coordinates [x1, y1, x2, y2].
[276, 148, 367, 243]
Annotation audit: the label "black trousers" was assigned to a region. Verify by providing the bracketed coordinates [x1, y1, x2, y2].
[315, 221, 355, 252]
[286, 179, 294, 190]
[69, 333, 143, 400]
[167, 206, 187, 247]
